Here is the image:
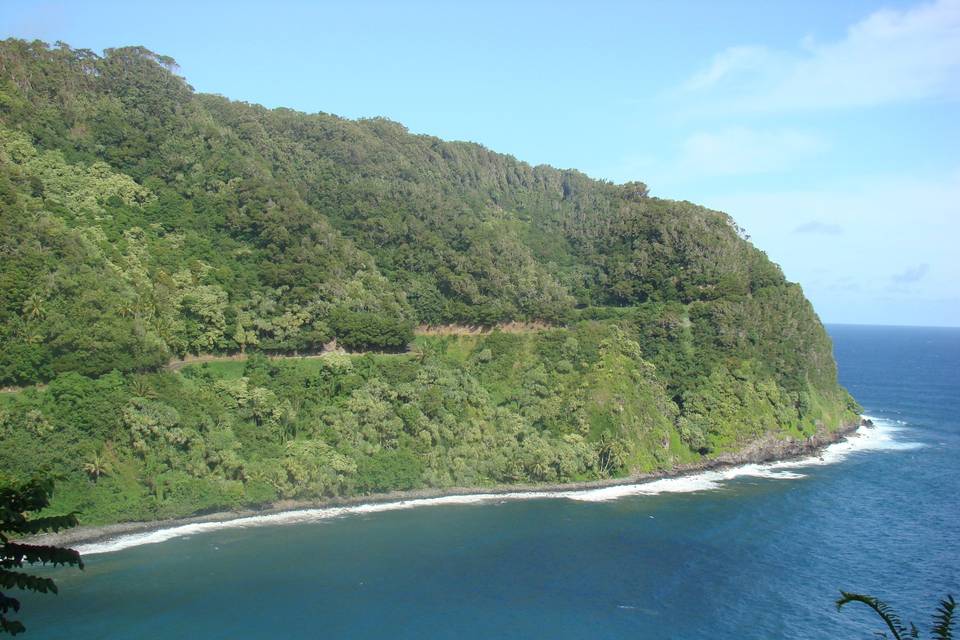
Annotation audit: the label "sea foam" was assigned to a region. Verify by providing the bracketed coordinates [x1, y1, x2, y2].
[76, 418, 920, 555]
[563, 417, 921, 502]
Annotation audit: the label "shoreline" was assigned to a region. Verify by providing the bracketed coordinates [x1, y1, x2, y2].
[30, 419, 864, 549]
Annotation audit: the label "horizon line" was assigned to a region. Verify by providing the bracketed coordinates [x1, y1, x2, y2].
[824, 322, 960, 329]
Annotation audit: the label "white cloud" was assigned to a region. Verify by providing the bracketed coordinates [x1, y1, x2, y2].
[677, 127, 827, 176]
[891, 263, 930, 285]
[684, 46, 776, 90]
[597, 127, 828, 185]
[794, 221, 843, 235]
[684, 0, 960, 112]
[697, 169, 960, 325]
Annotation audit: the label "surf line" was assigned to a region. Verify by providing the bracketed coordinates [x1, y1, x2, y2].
[78, 419, 918, 556]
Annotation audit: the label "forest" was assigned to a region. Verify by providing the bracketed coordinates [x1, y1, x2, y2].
[0, 40, 858, 524]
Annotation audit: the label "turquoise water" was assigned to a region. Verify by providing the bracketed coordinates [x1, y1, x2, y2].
[20, 325, 960, 638]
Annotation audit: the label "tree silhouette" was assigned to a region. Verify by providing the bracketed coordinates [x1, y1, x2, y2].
[838, 591, 956, 640]
[1, 477, 82, 635]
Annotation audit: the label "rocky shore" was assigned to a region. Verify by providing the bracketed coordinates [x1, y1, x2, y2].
[30, 418, 867, 549]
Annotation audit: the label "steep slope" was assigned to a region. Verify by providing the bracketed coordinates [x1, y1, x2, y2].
[0, 41, 858, 524]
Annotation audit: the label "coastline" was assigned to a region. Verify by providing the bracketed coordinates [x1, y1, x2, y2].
[30, 419, 864, 549]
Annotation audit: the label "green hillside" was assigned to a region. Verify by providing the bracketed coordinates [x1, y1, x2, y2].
[0, 40, 858, 524]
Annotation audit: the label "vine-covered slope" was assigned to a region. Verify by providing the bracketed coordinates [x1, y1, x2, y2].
[0, 41, 858, 524]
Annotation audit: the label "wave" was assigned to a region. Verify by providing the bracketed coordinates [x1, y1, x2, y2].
[564, 417, 922, 503]
[77, 418, 921, 555]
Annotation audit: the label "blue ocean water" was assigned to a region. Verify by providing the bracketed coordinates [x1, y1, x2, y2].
[19, 325, 960, 639]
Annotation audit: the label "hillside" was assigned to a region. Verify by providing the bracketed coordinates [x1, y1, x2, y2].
[0, 40, 858, 524]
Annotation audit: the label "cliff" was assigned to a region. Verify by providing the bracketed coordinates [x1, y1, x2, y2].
[0, 40, 859, 525]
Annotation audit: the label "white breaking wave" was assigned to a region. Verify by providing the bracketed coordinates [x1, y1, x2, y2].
[563, 417, 922, 503]
[76, 417, 921, 555]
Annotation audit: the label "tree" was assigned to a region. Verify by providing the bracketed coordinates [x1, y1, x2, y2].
[1, 477, 83, 635]
[0, 37, 856, 531]
[595, 432, 628, 477]
[82, 451, 110, 483]
[329, 311, 413, 352]
[837, 591, 956, 640]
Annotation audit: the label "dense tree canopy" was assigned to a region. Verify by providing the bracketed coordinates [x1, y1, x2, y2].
[0, 39, 858, 526]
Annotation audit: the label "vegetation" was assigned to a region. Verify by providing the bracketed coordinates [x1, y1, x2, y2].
[0, 39, 859, 526]
[838, 591, 956, 640]
[0, 477, 82, 635]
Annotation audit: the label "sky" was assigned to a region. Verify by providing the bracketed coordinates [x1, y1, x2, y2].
[2, 0, 958, 327]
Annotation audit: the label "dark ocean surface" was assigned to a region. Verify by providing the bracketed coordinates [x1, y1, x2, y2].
[20, 324, 960, 638]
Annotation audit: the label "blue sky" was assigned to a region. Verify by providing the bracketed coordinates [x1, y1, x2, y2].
[3, 0, 958, 326]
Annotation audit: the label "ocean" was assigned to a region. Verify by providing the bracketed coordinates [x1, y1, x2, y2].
[18, 324, 960, 639]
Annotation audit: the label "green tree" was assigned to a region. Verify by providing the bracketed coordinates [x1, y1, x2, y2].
[0, 37, 860, 529]
[82, 451, 110, 483]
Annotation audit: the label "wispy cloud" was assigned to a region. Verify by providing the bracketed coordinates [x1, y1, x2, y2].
[597, 127, 827, 184]
[794, 221, 843, 235]
[891, 263, 930, 285]
[683, 0, 960, 112]
[826, 276, 861, 292]
[684, 46, 787, 92]
[697, 169, 960, 317]
[677, 128, 827, 176]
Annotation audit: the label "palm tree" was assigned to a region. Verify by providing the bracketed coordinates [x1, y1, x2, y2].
[595, 433, 627, 478]
[129, 376, 157, 399]
[837, 591, 956, 639]
[21, 292, 45, 320]
[117, 299, 137, 319]
[82, 451, 110, 483]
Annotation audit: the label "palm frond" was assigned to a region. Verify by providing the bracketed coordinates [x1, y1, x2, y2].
[837, 591, 914, 640]
[932, 595, 956, 640]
